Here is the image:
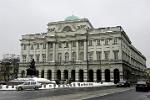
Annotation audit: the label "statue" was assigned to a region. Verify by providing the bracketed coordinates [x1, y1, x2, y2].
[26, 59, 37, 77]
[29, 59, 35, 69]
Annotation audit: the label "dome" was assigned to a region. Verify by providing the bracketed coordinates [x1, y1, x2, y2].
[65, 15, 80, 21]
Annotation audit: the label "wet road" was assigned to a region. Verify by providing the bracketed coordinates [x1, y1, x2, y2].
[84, 89, 150, 100]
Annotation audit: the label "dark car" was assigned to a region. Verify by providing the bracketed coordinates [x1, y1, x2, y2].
[116, 80, 130, 87]
[136, 81, 150, 92]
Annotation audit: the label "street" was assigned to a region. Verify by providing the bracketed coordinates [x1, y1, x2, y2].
[0, 87, 150, 100]
[84, 89, 150, 100]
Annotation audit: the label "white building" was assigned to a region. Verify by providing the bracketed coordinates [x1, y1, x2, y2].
[19, 16, 146, 83]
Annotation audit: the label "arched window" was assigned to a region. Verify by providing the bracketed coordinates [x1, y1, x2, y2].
[62, 26, 72, 32]
[65, 52, 69, 62]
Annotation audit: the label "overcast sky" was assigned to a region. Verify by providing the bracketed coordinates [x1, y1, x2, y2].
[0, 0, 150, 67]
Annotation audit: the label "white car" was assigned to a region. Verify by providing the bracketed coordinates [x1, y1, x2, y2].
[16, 81, 42, 91]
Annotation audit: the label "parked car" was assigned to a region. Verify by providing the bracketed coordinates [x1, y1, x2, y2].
[136, 81, 150, 92]
[116, 80, 130, 87]
[16, 81, 42, 91]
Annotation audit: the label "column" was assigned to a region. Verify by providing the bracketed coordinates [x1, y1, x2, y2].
[84, 41, 87, 61]
[93, 41, 97, 61]
[76, 41, 79, 61]
[84, 69, 88, 82]
[52, 43, 56, 61]
[76, 70, 79, 82]
[46, 43, 49, 62]
[101, 70, 105, 82]
[52, 69, 55, 81]
[44, 70, 47, 79]
[110, 69, 114, 82]
[69, 42, 72, 61]
[94, 71, 97, 82]
[61, 71, 64, 80]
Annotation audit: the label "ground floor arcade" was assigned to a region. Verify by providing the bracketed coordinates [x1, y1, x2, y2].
[19, 63, 125, 83]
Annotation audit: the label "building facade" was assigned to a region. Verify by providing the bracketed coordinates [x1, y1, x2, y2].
[19, 16, 146, 83]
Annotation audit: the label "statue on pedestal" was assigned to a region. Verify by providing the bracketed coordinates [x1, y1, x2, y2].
[26, 59, 37, 77]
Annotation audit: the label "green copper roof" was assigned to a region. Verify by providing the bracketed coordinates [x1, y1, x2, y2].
[65, 15, 80, 21]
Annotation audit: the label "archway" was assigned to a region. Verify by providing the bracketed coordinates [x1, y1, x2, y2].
[56, 70, 61, 81]
[41, 70, 44, 78]
[47, 70, 52, 80]
[114, 69, 120, 84]
[71, 70, 75, 82]
[96, 69, 101, 82]
[36, 70, 39, 77]
[64, 70, 68, 80]
[88, 70, 93, 82]
[105, 69, 110, 82]
[79, 70, 84, 82]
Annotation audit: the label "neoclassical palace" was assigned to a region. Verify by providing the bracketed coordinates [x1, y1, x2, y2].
[19, 16, 147, 83]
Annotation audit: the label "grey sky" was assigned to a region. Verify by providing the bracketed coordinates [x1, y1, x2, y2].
[0, 0, 150, 66]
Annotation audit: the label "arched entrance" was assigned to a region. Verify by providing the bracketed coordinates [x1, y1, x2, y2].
[114, 69, 120, 84]
[88, 70, 93, 82]
[56, 70, 61, 81]
[105, 69, 110, 82]
[36, 70, 39, 77]
[47, 70, 52, 80]
[64, 70, 68, 80]
[79, 70, 84, 82]
[96, 69, 101, 82]
[71, 70, 75, 82]
[41, 70, 44, 78]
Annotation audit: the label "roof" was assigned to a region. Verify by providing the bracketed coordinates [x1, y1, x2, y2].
[65, 15, 80, 21]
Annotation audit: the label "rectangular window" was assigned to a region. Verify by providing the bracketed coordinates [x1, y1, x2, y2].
[72, 41, 76, 47]
[58, 43, 62, 48]
[36, 54, 40, 62]
[88, 40, 93, 46]
[96, 51, 101, 60]
[65, 42, 69, 48]
[23, 44, 26, 50]
[114, 50, 119, 60]
[104, 51, 110, 60]
[58, 53, 62, 62]
[88, 51, 93, 61]
[97, 39, 101, 46]
[22, 55, 26, 62]
[36, 44, 39, 49]
[105, 38, 109, 45]
[114, 37, 118, 44]
[49, 42, 53, 48]
[43, 43, 46, 49]
[29, 55, 33, 60]
[49, 53, 53, 61]
[78, 40, 84, 47]
[31, 45, 34, 50]
[42, 54, 46, 62]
